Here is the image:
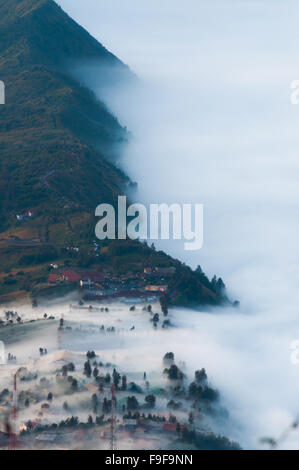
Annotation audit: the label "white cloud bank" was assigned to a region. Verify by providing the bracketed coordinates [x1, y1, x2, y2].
[56, 0, 299, 449]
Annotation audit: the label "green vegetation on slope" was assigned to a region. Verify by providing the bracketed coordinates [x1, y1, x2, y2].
[0, 0, 132, 232]
[0, 0, 230, 307]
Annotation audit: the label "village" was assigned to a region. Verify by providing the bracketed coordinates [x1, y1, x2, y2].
[0, 298, 238, 451]
[47, 265, 175, 304]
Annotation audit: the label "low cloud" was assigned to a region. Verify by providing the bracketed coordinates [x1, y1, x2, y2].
[57, 0, 299, 449]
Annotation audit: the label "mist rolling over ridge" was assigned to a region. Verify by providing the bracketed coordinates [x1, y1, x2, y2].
[0, 0, 298, 452]
[56, 0, 299, 449]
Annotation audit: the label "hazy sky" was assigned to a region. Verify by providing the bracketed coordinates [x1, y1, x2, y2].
[56, 0, 299, 448]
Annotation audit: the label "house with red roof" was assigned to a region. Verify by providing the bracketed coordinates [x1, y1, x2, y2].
[48, 273, 62, 283]
[48, 270, 104, 285]
[163, 423, 186, 432]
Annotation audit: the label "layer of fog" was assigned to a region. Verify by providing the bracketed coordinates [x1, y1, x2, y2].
[2, 298, 299, 449]
[56, 0, 299, 449]
[0, 300, 231, 447]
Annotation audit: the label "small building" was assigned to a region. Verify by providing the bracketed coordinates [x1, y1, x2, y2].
[86, 384, 98, 393]
[50, 264, 59, 269]
[41, 403, 50, 411]
[80, 271, 105, 283]
[123, 418, 138, 432]
[35, 433, 57, 443]
[48, 273, 62, 284]
[49, 270, 104, 285]
[80, 280, 94, 288]
[114, 290, 158, 304]
[155, 267, 176, 276]
[63, 270, 104, 283]
[144, 268, 153, 275]
[143, 421, 164, 434]
[145, 285, 168, 293]
[62, 271, 82, 283]
[163, 423, 186, 432]
[16, 210, 34, 221]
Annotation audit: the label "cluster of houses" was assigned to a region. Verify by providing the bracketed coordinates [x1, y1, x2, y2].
[9, 416, 187, 449]
[48, 270, 104, 285]
[16, 210, 34, 222]
[48, 266, 176, 303]
[143, 267, 176, 277]
[121, 416, 186, 435]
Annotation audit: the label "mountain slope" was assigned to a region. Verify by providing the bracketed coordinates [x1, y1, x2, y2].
[0, 0, 229, 307]
[0, 0, 133, 232]
[0, 0, 131, 71]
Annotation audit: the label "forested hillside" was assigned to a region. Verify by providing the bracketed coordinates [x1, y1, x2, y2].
[0, 0, 229, 308]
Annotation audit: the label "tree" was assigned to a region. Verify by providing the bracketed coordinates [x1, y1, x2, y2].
[211, 275, 226, 295]
[188, 382, 198, 398]
[121, 375, 127, 391]
[168, 364, 179, 380]
[126, 396, 139, 411]
[84, 360, 92, 378]
[0, 389, 9, 401]
[195, 369, 207, 385]
[160, 294, 169, 316]
[96, 415, 104, 426]
[145, 394, 156, 409]
[188, 412, 194, 425]
[201, 386, 219, 402]
[216, 277, 225, 293]
[167, 400, 181, 410]
[93, 367, 99, 379]
[67, 362, 75, 372]
[152, 313, 159, 323]
[163, 352, 174, 366]
[91, 394, 98, 413]
[87, 351, 96, 360]
[195, 265, 211, 289]
[113, 369, 120, 388]
[102, 398, 112, 414]
[47, 392, 53, 402]
[71, 379, 78, 392]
